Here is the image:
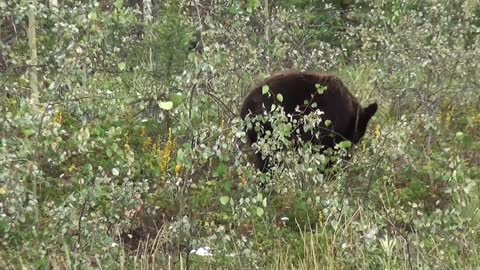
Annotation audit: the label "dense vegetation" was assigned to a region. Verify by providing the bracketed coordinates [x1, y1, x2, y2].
[1, 0, 480, 268]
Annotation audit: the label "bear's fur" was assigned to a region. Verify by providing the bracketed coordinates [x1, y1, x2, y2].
[240, 71, 378, 172]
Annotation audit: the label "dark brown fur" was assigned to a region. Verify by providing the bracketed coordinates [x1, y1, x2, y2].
[240, 71, 378, 172]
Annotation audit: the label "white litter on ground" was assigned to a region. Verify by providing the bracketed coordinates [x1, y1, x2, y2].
[190, 246, 213, 257]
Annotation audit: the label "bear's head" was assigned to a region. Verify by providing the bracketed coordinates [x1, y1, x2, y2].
[348, 102, 378, 144]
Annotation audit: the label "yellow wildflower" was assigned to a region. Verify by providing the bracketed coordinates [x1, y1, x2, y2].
[140, 126, 147, 137]
[158, 128, 175, 173]
[241, 176, 248, 186]
[318, 210, 324, 225]
[374, 124, 381, 139]
[124, 130, 130, 141]
[144, 137, 153, 150]
[175, 164, 182, 176]
[445, 112, 452, 128]
[473, 113, 480, 124]
[54, 111, 64, 125]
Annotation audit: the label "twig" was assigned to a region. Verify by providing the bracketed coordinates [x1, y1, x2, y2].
[204, 88, 236, 118]
[193, 0, 205, 48]
[77, 197, 89, 249]
[188, 70, 202, 121]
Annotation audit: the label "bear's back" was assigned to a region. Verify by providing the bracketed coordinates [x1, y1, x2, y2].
[240, 71, 360, 135]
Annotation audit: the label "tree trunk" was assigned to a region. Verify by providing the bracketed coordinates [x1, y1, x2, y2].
[264, 0, 269, 44]
[28, 0, 39, 113]
[144, 0, 153, 70]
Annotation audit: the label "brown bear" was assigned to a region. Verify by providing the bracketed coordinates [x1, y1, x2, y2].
[240, 71, 378, 172]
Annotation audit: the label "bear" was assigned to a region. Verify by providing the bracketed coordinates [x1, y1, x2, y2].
[240, 71, 378, 172]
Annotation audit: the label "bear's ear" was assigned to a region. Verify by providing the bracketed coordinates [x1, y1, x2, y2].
[362, 102, 378, 121]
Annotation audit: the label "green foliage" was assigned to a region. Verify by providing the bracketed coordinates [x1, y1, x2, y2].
[1, 0, 480, 269]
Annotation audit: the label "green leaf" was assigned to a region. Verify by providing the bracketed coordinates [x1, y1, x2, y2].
[220, 196, 229, 206]
[276, 94, 283, 103]
[118, 62, 126, 71]
[85, 163, 93, 172]
[158, 101, 173, 110]
[114, 0, 123, 9]
[22, 129, 35, 137]
[338, 140, 352, 149]
[262, 85, 269, 95]
[247, 0, 261, 12]
[316, 84, 327, 94]
[176, 148, 185, 163]
[235, 131, 246, 138]
[463, 135, 473, 146]
[256, 207, 264, 217]
[206, 180, 215, 186]
[258, 73, 267, 81]
[455, 132, 472, 146]
[270, 104, 277, 112]
[215, 163, 228, 178]
[171, 94, 183, 106]
[224, 180, 233, 192]
[88, 11, 97, 20]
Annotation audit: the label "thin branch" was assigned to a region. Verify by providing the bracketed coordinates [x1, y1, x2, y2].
[193, 0, 205, 47]
[77, 197, 89, 249]
[205, 82, 236, 118]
